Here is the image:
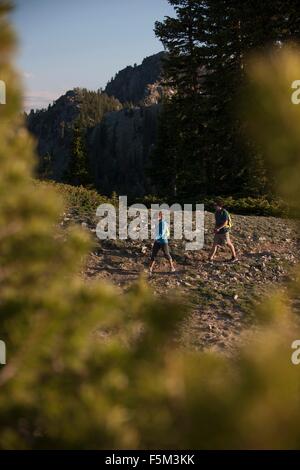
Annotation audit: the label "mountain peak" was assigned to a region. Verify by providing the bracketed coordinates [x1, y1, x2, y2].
[105, 51, 166, 105]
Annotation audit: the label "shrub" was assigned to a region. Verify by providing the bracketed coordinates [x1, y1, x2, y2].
[201, 196, 291, 217]
[36, 180, 111, 221]
[139, 194, 293, 217]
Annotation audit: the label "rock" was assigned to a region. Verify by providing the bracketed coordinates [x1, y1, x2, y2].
[183, 281, 193, 287]
[105, 52, 166, 105]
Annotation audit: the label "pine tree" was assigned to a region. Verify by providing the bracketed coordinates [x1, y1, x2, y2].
[152, 0, 208, 199]
[153, 0, 300, 199]
[64, 124, 91, 186]
[38, 152, 53, 179]
[202, 0, 276, 195]
[75, 88, 121, 128]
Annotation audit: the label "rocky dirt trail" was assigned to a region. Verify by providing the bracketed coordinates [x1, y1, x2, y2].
[66, 211, 299, 355]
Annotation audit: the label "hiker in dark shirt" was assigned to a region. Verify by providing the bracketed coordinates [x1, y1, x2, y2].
[208, 199, 237, 262]
[149, 211, 175, 274]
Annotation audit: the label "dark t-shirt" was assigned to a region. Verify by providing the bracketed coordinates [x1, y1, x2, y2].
[215, 209, 230, 234]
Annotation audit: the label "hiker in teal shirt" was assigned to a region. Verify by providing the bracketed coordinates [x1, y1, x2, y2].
[209, 199, 237, 262]
[149, 211, 175, 274]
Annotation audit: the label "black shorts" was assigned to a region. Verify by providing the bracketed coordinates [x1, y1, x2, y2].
[150, 241, 172, 262]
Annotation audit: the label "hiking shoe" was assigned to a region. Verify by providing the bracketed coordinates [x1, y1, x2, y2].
[229, 257, 238, 263]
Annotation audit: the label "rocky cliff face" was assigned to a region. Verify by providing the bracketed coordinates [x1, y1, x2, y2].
[27, 53, 166, 195]
[27, 88, 121, 180]
[105, 52, 166, 105]
[89, 105, 160, 197]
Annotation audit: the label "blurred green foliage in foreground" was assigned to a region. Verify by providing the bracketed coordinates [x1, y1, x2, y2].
[0, 2, 300, 449]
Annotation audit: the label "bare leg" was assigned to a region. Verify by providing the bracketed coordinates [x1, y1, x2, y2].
[149, 260, 155, 273]
[150, 242, 160, 273]
[227, 241, 237, 259]
[209, 244, 218, 260]
[169, 259, 175, 272]
[162, 244, 175, 272]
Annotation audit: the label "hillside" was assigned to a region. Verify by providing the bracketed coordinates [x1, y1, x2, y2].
[26, 52, 168, 195]
[51, 182, 299, 355]
[27, 89, 121, 181]
[89, 105, 160, 197]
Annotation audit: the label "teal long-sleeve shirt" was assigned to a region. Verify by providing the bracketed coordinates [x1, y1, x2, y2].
[155, 220, 169, 244]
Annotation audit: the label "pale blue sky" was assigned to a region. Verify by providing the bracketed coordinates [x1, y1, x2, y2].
[11, 0, 174, 111]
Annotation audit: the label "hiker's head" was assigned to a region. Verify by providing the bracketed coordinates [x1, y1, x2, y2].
[158, 211, 163, 220]
[214, 199, 224, 211]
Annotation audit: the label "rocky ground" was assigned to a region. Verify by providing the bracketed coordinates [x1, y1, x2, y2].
[62, 211, 299, 355]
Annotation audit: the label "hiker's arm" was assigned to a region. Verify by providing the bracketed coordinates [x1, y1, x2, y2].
[162, 221, 169, 239]
[215, 214, 229, 232]
[216, 221, 227, 232]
